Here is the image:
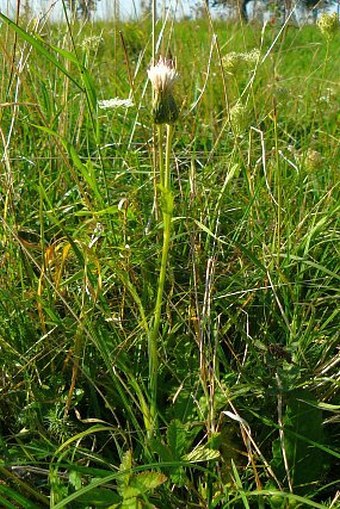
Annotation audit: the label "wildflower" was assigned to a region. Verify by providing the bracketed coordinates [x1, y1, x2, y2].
[147, 57, 179, 124]
[318, 87, 336, 105]
[266, 74, 288, 105]
[223, 51, 244, 72]
[81, 35, 103, 52]
[229, 101, 249, 135]
[317, 12, 339, 39]
[98, 97, 134, 109]
[305, 148, 323, 171]
[244, 48, 260, 66]
[223, 48, 260, 73]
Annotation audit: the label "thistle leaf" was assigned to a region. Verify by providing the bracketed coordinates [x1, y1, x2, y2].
[183, 445, 220, 463]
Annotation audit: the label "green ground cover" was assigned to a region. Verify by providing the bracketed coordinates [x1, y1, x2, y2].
[0, 11, 339, 508]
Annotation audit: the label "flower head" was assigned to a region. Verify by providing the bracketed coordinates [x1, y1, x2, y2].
[305, 148, 323, 171]
[147, 57, 179, 124]
[223, 49, 260, 74]
[81, 35, 103, 52]
[229, 101, 249, 135]
[98, 97, 134, 109]
[317, 12, 339, 39]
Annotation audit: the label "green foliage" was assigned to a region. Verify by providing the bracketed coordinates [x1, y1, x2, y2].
[271, 390, 329, 494]
[108, 450, 167, 509]
[0, 9, 339, 509]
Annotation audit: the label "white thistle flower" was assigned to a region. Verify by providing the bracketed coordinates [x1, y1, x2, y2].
[147, 57, 179, 95]
[147, 57, 179, 124]
[98, 97, 134, 110]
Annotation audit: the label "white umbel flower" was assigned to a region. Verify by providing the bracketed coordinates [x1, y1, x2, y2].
[147, 57, 179, 124]
[317, 12, 339, 39]
[98, 97, 134, 109]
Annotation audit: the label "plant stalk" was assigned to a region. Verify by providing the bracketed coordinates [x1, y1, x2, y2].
[148, 123, 174, 436]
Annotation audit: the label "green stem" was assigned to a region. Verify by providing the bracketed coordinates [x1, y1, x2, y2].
[273, 105, 281, 262]
[148, 123, 174, 436]
[158, 124, 164, 188]
[164, 124, 173, 189]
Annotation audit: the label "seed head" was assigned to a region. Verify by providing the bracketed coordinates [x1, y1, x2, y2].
[147, 57, 179, 124]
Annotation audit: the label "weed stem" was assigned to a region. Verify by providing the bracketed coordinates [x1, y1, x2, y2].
[148, 123, 174, 436]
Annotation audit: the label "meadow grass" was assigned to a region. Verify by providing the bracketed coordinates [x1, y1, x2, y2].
[0, 9, 339, 509]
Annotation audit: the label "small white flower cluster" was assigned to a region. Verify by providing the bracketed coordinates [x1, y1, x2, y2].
[98, 97, 134, 110]
[147, 57, 179, 95]
[81, 35, 104, 51]
[223, 48, 260, 73]
[304, 148, 323, 171]
[318, 86, 336, 105]
[317, 12, 339, 39]
[229, 101, 249, 135]
[286, 146, 323, 172]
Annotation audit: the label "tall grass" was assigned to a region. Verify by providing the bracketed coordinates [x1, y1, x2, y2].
[0, 7, 339, 509]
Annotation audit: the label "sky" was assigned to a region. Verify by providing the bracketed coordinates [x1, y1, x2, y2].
[3, 0, 198, 20]
[3, 0, 339, 22]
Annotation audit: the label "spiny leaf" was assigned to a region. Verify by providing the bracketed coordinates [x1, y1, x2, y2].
[118, 450, 133, 494]
[183, 445, 220, 463]
[166, 419, 188, 459]
[127, 471, 167, 496]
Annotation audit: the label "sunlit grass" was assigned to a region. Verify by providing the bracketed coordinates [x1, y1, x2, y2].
[0, 9, 339, 508]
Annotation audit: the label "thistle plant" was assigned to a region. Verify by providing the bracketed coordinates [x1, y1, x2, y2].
[148, 56, 179, 125]
[147, 57, 179, 435]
